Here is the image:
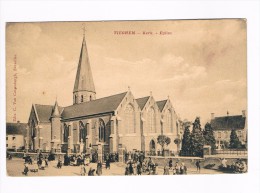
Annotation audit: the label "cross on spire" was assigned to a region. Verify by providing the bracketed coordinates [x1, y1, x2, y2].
[82, 23, 87, 38]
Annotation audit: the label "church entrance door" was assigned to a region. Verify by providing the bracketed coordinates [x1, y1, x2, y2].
[149, 140, 156, 155]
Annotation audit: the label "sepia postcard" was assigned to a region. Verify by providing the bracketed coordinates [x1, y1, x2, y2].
[6, 20, 247, 177]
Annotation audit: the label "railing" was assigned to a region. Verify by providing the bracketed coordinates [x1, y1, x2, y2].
[215, 149, 247, 155]
[145, 150, 175, 157]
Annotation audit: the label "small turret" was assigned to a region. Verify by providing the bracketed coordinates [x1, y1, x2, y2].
[50, 100, 61, 152]
[51, 100, 60, 118]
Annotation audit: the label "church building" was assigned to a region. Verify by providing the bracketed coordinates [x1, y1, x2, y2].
[27, 34, 182, 155]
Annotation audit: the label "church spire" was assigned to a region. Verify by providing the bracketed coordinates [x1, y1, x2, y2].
[73, 29, 96, 104]
[51, 100, 60, 117]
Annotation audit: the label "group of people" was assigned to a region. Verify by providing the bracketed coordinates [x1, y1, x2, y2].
[125, 157, 158, 175]
[219, 158, 247, 173]
[232, 159, 247, 173]
[78, 160, 103, 176]
[22, 153, 49, 175]
[124, 151, 145, 164]
[63, 154, 91, 167]
[62, 153, 105, 176]
[164, 159, 188, 175]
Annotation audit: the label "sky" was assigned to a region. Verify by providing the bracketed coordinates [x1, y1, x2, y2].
[6, 20, 247, 125]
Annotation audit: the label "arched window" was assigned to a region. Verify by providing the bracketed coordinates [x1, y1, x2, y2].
[63, 124, 69, 143]
[81, 95, 84, 102]
[99, 119, 105, 142]
[165, 109, 172, 133]
[125, 104, 135, 133]
[148, 107, 156, 133]
[79, 121, 87, 142]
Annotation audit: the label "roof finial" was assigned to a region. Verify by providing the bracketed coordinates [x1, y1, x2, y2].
[167, 95, 169, 99]
[150, 91, 152, 96]
[82, 23, 86, 38]
[128, 86, 131, 91]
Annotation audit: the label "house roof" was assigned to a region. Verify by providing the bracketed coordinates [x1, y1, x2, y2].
[136, 96, 150, 110]
[211, 115, 246, 130]
[62, 92, 127, 120]
[156, 100, 168, 112]
[6, 122, 27, 136]
[34, 104, 63, 123]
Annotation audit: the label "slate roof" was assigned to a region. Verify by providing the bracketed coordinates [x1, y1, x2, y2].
[211, 115, 246, 130]
[156, 100, 168, 112]
[6, 122, 27, 136]
[61, 92, 127, 120]
[34, 104, 63, 123]
[136, 96, 150, 110]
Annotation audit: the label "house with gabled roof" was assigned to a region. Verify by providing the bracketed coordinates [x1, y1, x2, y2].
[27, 34, 182, 155]
[210, 111, 247, 149]
[6, 121, 27, 150]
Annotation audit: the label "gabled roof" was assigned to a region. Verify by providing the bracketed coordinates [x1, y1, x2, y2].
[156, 100, 168, 112]
[34, 104, 63, 123]
[6, 122, 27, 136]
[211, 115, 246, 130]
[62, 92, 127, 120]
[136, 96, 150, 110]
[73, 36, 95, 93]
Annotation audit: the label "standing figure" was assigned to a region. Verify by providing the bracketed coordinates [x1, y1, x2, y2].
[125, 166, 129, 176]
[45, 157, 49, 168]
[163, 164, 170, 175]
[137, 161, 142, 175]
[106, 154, 110, 169]
[23, 162, 29, 176]
[32, 159, 38, 172]
[57, 158, 62, 169]
[175, 162, 180, 175]
[169, 159, 173, 169]
[195, 160, 201, 173]
[180, 162, 187, 174]
[96, 160, 102, 176]
[85, 155, 90, 166]
[128, 161, 134, 175]
[80, 163, 86, 176]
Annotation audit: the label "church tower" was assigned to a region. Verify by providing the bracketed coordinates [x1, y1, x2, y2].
[73, 34, 96, 104]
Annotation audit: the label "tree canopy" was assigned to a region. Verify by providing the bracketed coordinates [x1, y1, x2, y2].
[229, 129, 242, 149]
[180, 125, 191, 156]
[190, 117, 204, 157]
[157, 134, 171, 150]
[203, 122, 216, 152]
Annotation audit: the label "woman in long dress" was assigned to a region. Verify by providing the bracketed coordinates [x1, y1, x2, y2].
[32, 159, 38, 172]
[163, 164, 170, 175]
[96, 160, 102, 176]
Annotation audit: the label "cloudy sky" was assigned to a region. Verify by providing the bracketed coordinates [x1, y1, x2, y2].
[6, 20, 247, 125]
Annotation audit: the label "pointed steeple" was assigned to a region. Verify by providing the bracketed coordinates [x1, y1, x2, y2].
[51, 100, 60, 117]
[73, 34, 96, 104]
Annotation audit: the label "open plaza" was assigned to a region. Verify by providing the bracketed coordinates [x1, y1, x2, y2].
[7, 155, 247, 177]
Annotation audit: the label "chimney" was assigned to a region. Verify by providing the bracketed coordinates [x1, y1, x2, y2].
[227, 111, 229, 116]
[17, 120, 20, 124]
[242, 110, 246, 117]
[211, 113, 215, 120]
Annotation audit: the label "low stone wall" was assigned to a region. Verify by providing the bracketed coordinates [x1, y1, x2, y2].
[7, 152, 65, 160]
[149, 156, 248, 169]
[150, 156, 203, 168]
